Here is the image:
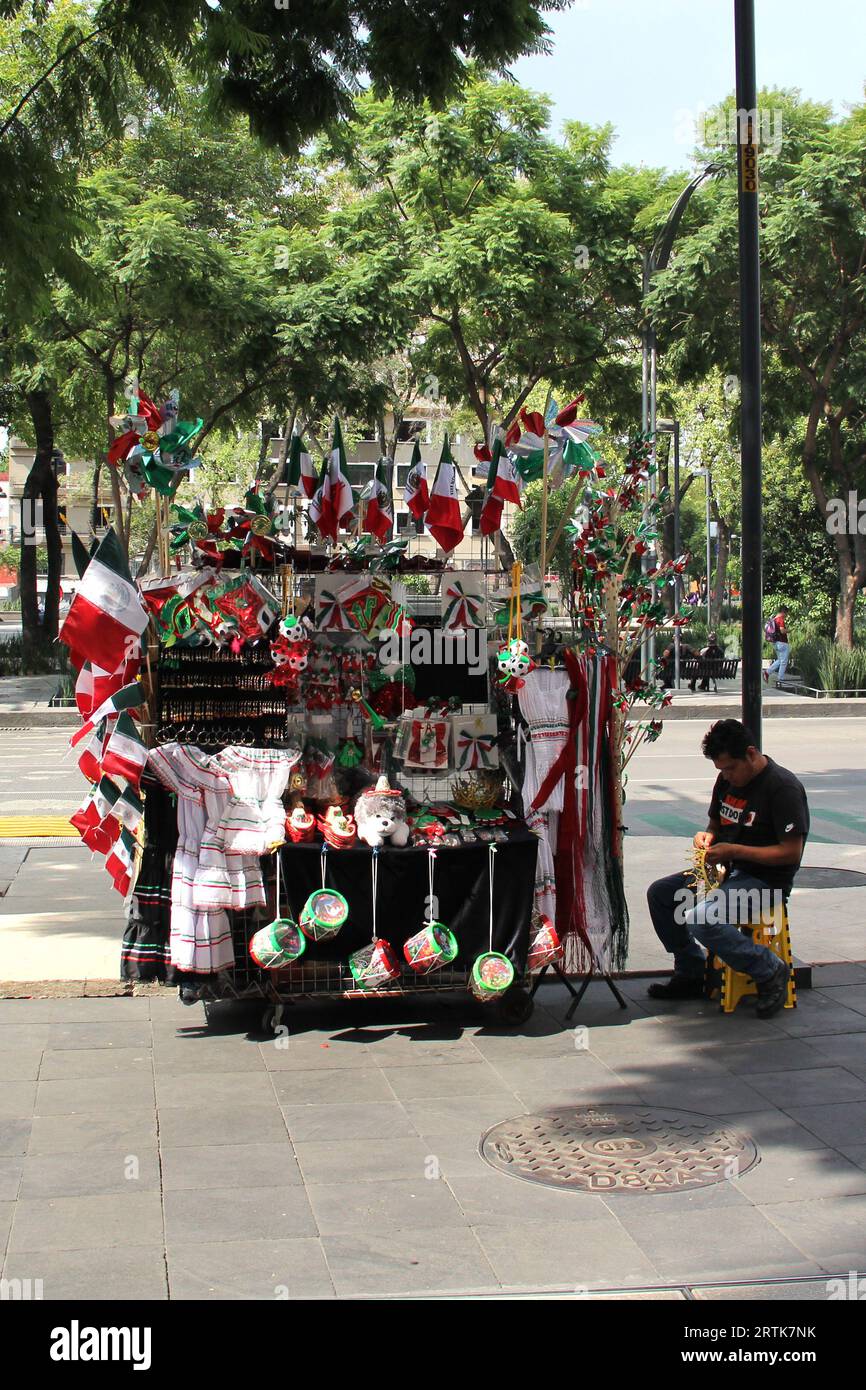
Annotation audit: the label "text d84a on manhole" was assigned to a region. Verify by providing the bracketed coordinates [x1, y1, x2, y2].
[479, 1105, 759, 1194]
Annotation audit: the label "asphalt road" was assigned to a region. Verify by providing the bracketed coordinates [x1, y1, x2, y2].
[0, 720, 864, 839]
[626, 718, 866, 846]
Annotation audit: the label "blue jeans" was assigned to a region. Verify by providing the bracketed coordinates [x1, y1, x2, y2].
[646, 870, 784, 982]
[767, 641, 790, 680]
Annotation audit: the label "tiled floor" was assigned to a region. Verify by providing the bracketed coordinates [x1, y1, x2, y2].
[1, 968, 865, 1299]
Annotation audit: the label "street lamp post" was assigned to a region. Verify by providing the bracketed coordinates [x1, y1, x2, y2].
[641, 163, 721, 679]
[656, 417, 681, 688]
[734, 0, 763, 745]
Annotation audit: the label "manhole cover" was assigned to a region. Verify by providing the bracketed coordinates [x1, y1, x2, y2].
[480, 1105, 759, 1195]
[794, 868, 866, 889]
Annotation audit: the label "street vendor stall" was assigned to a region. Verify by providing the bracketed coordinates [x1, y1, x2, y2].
[59, 392, 675, 1029]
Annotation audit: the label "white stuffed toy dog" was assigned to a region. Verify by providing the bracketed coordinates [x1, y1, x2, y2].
[355, 776, 410, 848]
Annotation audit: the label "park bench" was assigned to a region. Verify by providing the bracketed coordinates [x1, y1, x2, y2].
[622, 652, 740, 691]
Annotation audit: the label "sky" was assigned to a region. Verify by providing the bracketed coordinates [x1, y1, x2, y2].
[512, 0, 866, 170]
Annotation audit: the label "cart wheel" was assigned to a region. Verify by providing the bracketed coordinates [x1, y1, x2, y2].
[261, 1004, 285, 1033]
[495, 985, 534, 1027]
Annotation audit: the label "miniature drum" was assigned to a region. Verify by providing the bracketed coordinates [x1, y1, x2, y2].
[299, 889, 349, 942]
[403, 921, 458, 974]
[526, 913, 563, 971]
[249, 917, 306, 969]
[348, 938, 401, 989]
[469, 951, 515, 1002]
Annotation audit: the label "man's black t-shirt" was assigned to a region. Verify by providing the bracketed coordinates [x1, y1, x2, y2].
[708, 757, 810, 893]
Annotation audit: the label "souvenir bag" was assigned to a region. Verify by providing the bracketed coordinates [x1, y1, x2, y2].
[402, 709, 449, 769]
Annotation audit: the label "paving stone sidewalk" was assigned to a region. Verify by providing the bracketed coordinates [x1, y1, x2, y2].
[1, 968, 865, 1300]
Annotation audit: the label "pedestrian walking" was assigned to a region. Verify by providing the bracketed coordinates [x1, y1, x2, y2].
[764, 606, 790, 685]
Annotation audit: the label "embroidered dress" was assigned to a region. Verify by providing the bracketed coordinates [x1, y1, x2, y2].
[216, 745, 300, 854]
[148, 744, 235, 974]
[518, 669, 571, 923]
[518, 669, 571, 814]
[121, 772, 178, 981]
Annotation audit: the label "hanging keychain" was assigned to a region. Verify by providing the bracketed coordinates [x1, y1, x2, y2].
[348, 846, 400, 988]
[298, 843, 348, 942]
[403, 846, 458, 973]
[469, 845, 515, 1002]
[249, 849, 306, 967]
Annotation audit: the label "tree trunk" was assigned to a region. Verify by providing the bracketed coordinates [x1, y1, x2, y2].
[90, 461, 102, 533]
[21, 389, 61, 668]
[835, 565, 858, 648]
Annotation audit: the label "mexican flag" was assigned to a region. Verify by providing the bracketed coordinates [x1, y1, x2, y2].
[403, 439, 429, 520]
[70, 778, 121, 854]
[59, 529, 148, 674]
[70, 681, 144, 749]
[101, 713, 147, 790]
[108, 782, 144, 834]
[106, 828, 137, 896]
[286, 431, 317, 499]
[480, 436, 506, 536]
[74, 656, 140, 719]
[309, 417, 355, 541]
[362, 459, 393, 542]
[76, 719, 108, 784]
[490, 435, 523, 506]
[425, 435, 465, 554]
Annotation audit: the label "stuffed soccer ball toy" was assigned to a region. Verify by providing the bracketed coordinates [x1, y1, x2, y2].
[497, 636, 530, 686]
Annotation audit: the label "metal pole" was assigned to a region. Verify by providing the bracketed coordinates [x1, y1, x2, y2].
[648, 336, 658, 673]
[640, 254, 650, 680]
[673, 421, 681, 690]
[706, 472, 712, 629]
[735, 0, 763, 745]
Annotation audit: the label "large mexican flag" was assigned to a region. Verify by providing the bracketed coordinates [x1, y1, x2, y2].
[425, 435, 465, 554]
[59, 529, 148, 673]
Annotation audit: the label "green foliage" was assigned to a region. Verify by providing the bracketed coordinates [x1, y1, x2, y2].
[321, 75, 665, 436]
[510, 477, 581, 594]
[0, 631, 68, 675]
[646, 90, 866, 638]
[817, 643, 866, 695]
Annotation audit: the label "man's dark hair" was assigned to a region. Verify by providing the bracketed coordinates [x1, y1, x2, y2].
[702, 719, 757, 760]
[779, 605, 789, 613]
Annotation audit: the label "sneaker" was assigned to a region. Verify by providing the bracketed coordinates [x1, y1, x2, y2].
[755, 961, 790, 1018]
[648, 974, 705, 1000]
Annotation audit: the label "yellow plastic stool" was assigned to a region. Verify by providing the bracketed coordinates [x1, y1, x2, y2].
[709, 903, 797, 1013]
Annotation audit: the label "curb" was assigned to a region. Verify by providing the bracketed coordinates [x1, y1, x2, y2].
[0, 710, 79, 727]
[632, 700, 866, 719]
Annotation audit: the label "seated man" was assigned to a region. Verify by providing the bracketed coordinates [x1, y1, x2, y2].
[696, 631, 725, 692]
[646, 718, 809, 1019]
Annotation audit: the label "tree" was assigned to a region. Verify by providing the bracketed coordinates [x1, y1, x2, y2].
[320, 76, 665, 449]
[1, 0, 568, 321]
[646, 90, 866, 646]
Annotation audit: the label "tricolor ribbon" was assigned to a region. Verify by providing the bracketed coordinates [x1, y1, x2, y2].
[456, 732, 497, 770]
[442, 581, 484, 630]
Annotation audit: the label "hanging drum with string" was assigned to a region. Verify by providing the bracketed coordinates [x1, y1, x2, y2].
[249, 917, 306, 969]
[526, 910, 562, 970]
[349, 938, 401, 989]
[403, 921, 458, 973]
[469, 951, 515, 1002]
[299, 889, 348, 942]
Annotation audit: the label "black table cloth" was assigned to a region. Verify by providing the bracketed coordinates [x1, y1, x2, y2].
[276, 828, 538, 972]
